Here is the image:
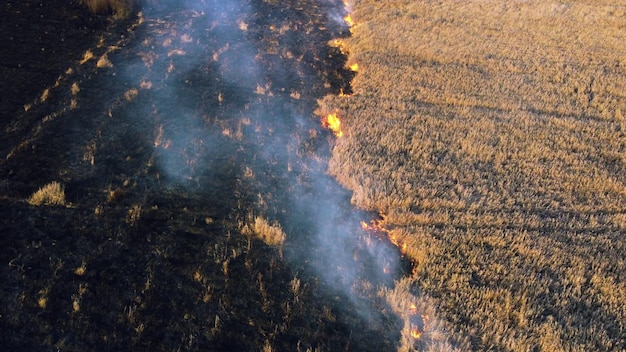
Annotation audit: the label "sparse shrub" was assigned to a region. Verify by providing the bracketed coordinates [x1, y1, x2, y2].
[125, 204, 142, 225]
[262, 339, 273, 352]
[28, 182, 66, 206]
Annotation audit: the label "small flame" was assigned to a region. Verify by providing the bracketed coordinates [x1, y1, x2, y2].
[383, 262, 391, 274]
[408, 304, 427, 341]
[361, 220, 386, 234]
[331, 39, 347, 54]
[322, 113, 344, 137]
[344, 14, 355, 27]
[349, 63, 359, 72]
[411, 327, 422, 340]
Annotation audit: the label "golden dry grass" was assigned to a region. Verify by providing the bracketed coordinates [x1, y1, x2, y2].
[322, 0, 626, 350]
[28, 182, 66, 206]
[242, 215, 286, 248]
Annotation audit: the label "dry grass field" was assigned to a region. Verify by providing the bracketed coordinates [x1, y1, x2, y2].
[321, 0, 626, 350]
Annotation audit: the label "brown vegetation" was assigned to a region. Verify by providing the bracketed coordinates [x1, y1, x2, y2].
[320, 0, 626, 350]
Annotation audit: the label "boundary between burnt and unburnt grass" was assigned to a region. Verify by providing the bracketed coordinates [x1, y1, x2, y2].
[317, 2, 461, 351]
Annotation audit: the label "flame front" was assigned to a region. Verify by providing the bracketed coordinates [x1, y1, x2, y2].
[323, 113, 344, 137]
[361, 219, 407, 255]
[332, 39, 347, 54]
[349, 63, 359, 72]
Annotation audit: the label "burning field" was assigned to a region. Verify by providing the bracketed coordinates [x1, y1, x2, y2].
[4, 0, 625, 351]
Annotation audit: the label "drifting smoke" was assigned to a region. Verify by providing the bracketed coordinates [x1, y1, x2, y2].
[85, 0, 413, 345]
[143, 0, 400, 325]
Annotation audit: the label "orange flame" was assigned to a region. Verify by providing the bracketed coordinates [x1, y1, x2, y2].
[381, 260, 390, 274]
[360, 220, 387, 234]
[349, 63, 359, 72]
[331, 39, 347, 55]
[361, 219, 408, 256]
[322, 113, 344, 137]
[344, 14, 354, 27]
[411, 327, 422, 340]
[408, 304, 427, 340]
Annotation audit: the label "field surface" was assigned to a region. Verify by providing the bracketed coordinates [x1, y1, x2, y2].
[321, 0, 626, 350]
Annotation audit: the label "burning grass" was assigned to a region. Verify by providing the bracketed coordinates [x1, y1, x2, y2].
[321, 113, 344, 137]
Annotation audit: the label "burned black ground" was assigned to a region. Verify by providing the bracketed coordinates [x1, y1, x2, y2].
[0, 1, 406, 351]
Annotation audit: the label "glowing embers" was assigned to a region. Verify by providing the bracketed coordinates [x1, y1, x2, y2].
[322, 113, 344, 138]
[409, 303, 428, 340]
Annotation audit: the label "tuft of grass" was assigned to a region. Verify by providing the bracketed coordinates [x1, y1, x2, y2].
[28, 182, 66, 206]
[250, 216, 286, 247]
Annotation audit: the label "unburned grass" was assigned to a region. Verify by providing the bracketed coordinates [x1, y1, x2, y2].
[322, 0, 626, 350]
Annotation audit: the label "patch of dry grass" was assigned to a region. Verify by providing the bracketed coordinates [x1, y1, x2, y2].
[28, 182, 66, 206]
[242, 215, 286, 248]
